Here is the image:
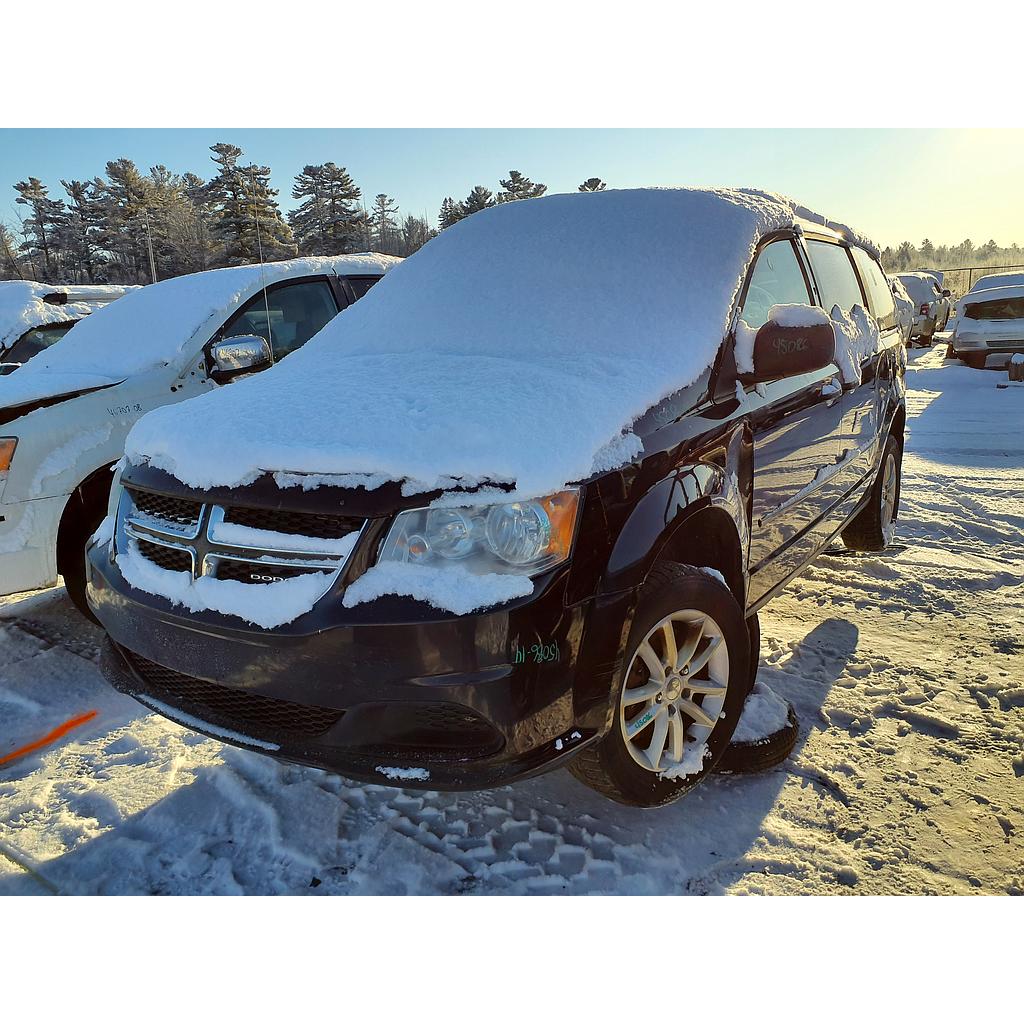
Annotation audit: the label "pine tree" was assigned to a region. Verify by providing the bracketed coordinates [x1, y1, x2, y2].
[290, 162, 364, 255]
[920, 238, 935, 262]
[438, 196, 464, 229]
[93, 158, 159, 282]
[61, 179, 105, 282]
[496, 170, 546, 203]
[370, 193, 400, 254]
[578, 177, 607, 192]
[14, 177, 68, 280]
[205, 143, 297, 266]
[0, 224, 25, 279]
[399, 214, 434, 256]
[461, 185, 495, 217]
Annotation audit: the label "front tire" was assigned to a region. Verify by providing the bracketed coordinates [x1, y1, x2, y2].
[841, 433, 902, 552]
[57, 476, 110, 624]
[963, 352, 987, 369]
[568, 562, 749, 807]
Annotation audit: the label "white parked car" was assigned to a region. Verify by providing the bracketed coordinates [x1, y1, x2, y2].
[890, 275, 915, 343]
[0, 254, 399, 616]
[948, 283, 1024, 368]
[0, 281, 134, 374]
[895, 272, 951, 344]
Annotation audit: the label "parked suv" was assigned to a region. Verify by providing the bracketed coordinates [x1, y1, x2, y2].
[895, 272, 951, 343]
[88, 189, 906, 808]
[0, 281, 134, 374]
[0, 255, 398, 616]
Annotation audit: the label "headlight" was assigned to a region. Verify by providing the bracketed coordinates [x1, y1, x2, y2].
[0, 437, 17, 494]
[379, 489, 581, 576]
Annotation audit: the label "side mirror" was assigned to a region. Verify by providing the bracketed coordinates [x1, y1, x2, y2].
[742, 313, 835, 384]
[209, 335, 272, 384]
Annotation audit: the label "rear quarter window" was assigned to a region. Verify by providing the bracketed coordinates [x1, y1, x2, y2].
[806, 240, 865, 314]
[851, 247, 896, 328]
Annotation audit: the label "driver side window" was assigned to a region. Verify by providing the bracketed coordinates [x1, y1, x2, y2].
[739, 240, 812, 329]
[221, 279, 339, 363]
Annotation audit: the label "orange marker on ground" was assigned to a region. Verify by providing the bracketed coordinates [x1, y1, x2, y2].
[0, 710, 99, 768]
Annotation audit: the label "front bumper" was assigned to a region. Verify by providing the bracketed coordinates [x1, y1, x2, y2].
[0, 494, 65, 596]
[950, 330, 1024, 355]
[87, 538, 633, 790]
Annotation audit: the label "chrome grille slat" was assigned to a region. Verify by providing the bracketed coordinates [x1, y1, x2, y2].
[118, 486, 365, 600]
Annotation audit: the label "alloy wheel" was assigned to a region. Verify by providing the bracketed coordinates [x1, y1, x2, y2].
[619, 610, 730, 776]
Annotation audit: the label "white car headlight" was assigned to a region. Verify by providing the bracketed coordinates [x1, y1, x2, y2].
[378, 489, 581, 576]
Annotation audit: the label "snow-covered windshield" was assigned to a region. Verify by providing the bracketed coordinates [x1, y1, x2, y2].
[127, 188, 875, 497]
[9, 255, 399, 384]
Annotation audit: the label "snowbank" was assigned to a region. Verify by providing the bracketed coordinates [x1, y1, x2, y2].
[9, 255, 400, 384]
[127, 188, 875, 499]
[0, 281, 132, 353]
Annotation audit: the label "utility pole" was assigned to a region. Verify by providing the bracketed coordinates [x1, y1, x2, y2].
[143, 208, 158, 283]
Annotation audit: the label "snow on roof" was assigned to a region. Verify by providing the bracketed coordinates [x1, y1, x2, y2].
[969, 272, 1024, 293]
[6, 255, 400, 386]
[962, 283, 1024, 304]
[125, 187, 874, 497]
[0, 280, 132, 352]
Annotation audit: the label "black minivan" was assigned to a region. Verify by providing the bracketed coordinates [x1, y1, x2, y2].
[87, 188, 906, 807]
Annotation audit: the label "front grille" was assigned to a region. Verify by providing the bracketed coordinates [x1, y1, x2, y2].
[126, 487, 202, 528]
[137, 538, 192, 573]
[119, 647, 343, 738]
[213, 559, 330, 585]
[222, 504, 364, 540]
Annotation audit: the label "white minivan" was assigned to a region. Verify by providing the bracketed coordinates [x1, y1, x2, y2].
[0, 254, 399, 615]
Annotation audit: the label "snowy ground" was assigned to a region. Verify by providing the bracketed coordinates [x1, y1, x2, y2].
[1, 346, 1021, 895]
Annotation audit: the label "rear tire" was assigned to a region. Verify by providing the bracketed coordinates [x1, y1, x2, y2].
[841, 434, 902, 552]
[963, 352, 986, 369]
[568, 562, 749, 807]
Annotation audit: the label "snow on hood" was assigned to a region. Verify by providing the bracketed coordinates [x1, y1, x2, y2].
[0, 280, 133, 352]
[125, 188, 872, 498]
[5, 255, 400, 391]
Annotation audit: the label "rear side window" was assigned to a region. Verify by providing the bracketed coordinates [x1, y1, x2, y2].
[806, 241, 865, 314]
[851, 247, 896, 327]
[738, 239, 812, 329]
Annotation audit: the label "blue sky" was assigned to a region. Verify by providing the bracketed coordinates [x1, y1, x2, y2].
[2, 128, 1022, 248]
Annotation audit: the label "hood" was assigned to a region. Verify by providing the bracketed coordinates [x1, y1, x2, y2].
[125, 187, 874, 499]
[9, 254, 401, 383]
[0, 370, 123, 424]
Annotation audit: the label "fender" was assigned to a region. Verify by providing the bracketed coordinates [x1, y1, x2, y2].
[599, 421, 752, 601]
